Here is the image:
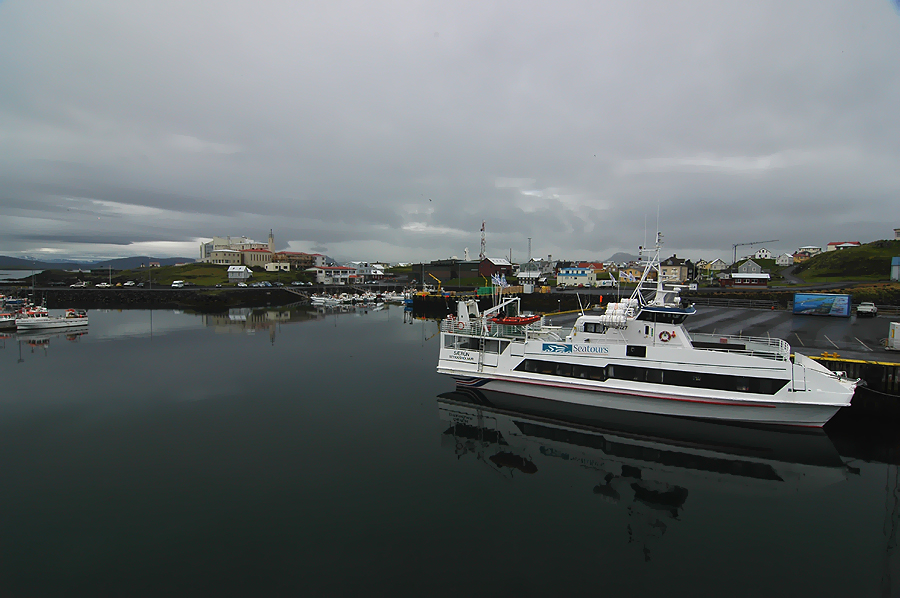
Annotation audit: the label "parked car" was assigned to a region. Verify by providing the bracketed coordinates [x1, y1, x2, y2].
[237, 282, 248, 287]
[137, 282, 145, 287]
[857, 302, 878, 317]
[273, 281, 284, 286]
[70, 281, 88, 288]
[123, 281, 135, 286]
[291, 281, 303, 286]
[215, 284, 222, 288]
[96, 282, 113, 288]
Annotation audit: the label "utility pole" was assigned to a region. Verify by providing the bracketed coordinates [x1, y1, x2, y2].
[479, 221, 486, 261]
[528, 237, 532, 262]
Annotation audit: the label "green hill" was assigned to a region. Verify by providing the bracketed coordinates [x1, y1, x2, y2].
[794, 239, 900, 282]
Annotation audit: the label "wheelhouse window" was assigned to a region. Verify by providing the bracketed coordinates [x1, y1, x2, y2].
[443, 335, 481, 350]
[582, 322, 607, 334]
[636, 311, 689, 324]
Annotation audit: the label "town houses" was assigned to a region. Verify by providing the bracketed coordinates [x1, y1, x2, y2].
[192, 228, 895, 289]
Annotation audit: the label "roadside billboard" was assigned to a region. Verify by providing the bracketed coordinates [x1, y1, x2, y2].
[792, 293, 851, 317]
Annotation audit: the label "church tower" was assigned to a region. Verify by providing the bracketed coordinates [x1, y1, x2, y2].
[268, 229, 275, 253]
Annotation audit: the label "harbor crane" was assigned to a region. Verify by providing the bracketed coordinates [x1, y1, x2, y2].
[732, 239, 778, 266]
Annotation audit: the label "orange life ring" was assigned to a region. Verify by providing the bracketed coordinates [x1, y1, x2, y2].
[659, 331, 671, 342]
[457, 321, 465, 330]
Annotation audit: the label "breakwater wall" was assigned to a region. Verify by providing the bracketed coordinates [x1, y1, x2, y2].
[27, 288, 303, 311]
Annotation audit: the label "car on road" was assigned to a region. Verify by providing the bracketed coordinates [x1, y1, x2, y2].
[123, 281, 135, 286]
[237, 282, 248, 287]
[70, 281, 88, 288]
[96, 282, 113, 288]
[857, 302, 878, 317]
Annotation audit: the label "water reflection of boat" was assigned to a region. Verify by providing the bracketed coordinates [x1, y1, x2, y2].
[438, 389, 850, 561]
[16, 329, 89, 344]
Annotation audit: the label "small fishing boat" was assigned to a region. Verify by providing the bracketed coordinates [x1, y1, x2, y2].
[16, 308, 89, 331]
[0, 312, 16, 330]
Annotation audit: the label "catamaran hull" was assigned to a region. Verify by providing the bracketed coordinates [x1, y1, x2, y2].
[443, 372, 848, 427]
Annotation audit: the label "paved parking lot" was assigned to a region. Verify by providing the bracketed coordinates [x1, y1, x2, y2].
[687, 307, 896, 361]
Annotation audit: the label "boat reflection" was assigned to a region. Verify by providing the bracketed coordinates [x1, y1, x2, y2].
[438, 388, 852, 561]
[15, 328, 88, 345]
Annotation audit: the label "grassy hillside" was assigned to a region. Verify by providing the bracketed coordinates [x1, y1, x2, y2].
[794, 240, 900, 282]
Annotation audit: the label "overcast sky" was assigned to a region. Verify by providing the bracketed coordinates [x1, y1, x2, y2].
[2, 1, 899, 264]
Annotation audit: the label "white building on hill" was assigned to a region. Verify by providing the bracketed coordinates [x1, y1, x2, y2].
[775, 253, 793, 267]
[200, 231, 275, 262]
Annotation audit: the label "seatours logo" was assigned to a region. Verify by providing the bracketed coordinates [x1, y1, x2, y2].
[542, 343, 572, 353]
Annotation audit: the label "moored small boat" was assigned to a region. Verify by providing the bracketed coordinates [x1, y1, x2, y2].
[0, 312, 16, 330]
[16, 308, 89, 330]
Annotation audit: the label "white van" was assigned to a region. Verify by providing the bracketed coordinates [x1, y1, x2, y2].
[171, 280, 185, 288]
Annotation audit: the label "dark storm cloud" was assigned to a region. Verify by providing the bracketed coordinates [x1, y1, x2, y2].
[0, 1, 898, 262]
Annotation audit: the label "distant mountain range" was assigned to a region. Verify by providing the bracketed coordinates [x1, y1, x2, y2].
[606, 252, 641, 264]
[0, 255, 195, 271]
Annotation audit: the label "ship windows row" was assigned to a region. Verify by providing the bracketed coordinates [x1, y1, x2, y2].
[444, 335, 510, 354]
[513, 359, 787, 395]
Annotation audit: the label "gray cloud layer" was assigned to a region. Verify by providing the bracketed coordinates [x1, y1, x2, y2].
[1, 1, 898, 262]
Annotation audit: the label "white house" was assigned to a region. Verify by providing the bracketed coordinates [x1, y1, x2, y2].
[347, 262, 384, 281]
[775, 253, 793, 267]
[557, 267, 595, 287]
[754, 248, 772, 260]
[310, 266, 356, 285]
[517, 263, 542, 284]
[265, 262, 290, 272]
[797, 245, 822, 256]
[227, 265, 253, 282]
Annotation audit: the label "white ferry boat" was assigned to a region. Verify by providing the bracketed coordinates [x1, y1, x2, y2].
[436, 234, 858, 427]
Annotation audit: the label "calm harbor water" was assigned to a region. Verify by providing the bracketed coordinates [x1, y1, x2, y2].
[1, 306, 899, 596]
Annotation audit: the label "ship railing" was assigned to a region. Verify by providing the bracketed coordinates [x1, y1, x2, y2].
[687, 332, 790, 361]
[440, 317, 562, 341]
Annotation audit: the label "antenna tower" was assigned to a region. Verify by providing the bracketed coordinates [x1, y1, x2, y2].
[528, 237, 532, 262]
[479, 221, 486, 260]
